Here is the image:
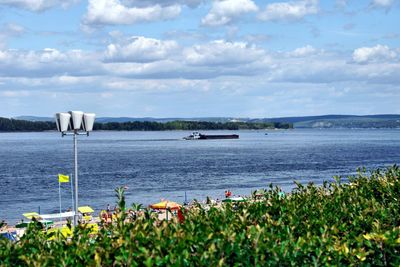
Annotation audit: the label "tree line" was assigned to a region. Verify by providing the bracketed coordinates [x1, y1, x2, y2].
[93, 121, 293, 131]
[0, 117, 292, 132]
[0, 117, 54, 132]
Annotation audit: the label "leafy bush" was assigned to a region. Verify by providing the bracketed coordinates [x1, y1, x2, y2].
[1, 166, 400, 266]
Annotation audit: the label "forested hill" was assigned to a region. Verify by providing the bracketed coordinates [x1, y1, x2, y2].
[93, 121, 292, 131]
[4, 114, 399, 130]
[0, 117, 292, 132]
[251, 114, 400, 128]
[0, 117, 55, 132]
[15, 114, 400, 128]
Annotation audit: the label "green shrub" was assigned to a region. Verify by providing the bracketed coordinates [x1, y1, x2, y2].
[1, 166, 400, 266]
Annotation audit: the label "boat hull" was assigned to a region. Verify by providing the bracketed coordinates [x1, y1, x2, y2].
[198, 134, 239, 139]
[183, 132, 239, 140]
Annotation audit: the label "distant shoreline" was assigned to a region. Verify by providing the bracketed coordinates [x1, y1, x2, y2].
[0, 118, 293, 132]
[1, 127, 400, 133]
[2, 114, 400, 131]
[2, 128, 400, 134]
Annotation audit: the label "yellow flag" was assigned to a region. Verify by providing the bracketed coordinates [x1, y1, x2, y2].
[58, 174, 70, 183]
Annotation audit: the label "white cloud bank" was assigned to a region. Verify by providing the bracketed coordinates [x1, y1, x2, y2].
[0, 23, 25, 49]
[201, 0, 258, 26]
[0, 38, 399, 86]
[0, 48, 100, 77]
[371, 0, 395, 8]
[1, 39, 400, 117]
[184, 40, 265, 66]
[352, 44, 398, 63]
[0, 0, 78, 11]
[258, 0, 319, 21]
[120, 0, 204, 8]
[83, 0, 181, 26]
[105, 36, 180, 63]
[287, 45, 321, 57]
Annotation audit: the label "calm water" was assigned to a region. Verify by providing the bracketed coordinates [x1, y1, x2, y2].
[1, 129, 399, 223]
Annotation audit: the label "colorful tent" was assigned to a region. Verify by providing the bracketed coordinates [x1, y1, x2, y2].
[150, 200, 182, 221]
[78, 206, 94, 213]
[23, 212, 41, 219]
[150, 201, 181, 210]
[78, 206, 94, 222]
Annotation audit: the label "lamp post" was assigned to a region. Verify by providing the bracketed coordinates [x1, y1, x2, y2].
[55, 111, 95, 226]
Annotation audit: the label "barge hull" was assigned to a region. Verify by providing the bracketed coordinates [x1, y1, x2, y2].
[199, 134, 239, 139]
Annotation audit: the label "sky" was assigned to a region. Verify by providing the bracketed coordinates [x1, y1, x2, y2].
[0, 0, 399, 118]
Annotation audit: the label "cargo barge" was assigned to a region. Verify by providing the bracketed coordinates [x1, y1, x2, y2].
[183, 132, 239, 140]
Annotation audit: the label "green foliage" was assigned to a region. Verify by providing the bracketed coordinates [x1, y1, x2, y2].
[2, 166, 400, 265]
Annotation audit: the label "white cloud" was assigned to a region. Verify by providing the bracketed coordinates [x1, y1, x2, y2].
[2, 23, 25, 35]
[101, 39, 269, 79]
[335, 0, 348, 8]
[352, 44, 397, 63]
[104, 36, 179, 63]
[1, 41, 400, 90]
[0, 48, 101, 77]
[121, 0, 204, 8]
[287, 45, 320, 57]
[103, 60, 183, 79]
[258, 0, 319, 21]
[184, 40, 265, 66]
[201, 0, 258, 26]
[83, 0, 182, 26]
[0, 23, 25, 49]
[371, 0, 395, 8]
[0, 90, 30, 97]
[54, 75, 96, 85]
[0, 0, 78, 12]
[1, 42, 400, 118]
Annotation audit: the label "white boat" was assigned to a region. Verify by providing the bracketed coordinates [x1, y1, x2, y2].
[183, 132, 201, 140]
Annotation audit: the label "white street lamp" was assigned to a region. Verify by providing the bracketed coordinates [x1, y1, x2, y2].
[55, 111, 96, 226]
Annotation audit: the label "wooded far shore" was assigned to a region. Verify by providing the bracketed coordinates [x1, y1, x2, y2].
[0, 117, 292, 132]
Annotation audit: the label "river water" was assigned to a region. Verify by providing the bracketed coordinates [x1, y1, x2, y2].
[1, 129, 399, 223]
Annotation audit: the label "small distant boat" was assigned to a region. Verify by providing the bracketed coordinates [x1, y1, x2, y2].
[183, 132, 239, 140]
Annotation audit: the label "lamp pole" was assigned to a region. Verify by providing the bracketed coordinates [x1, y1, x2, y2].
[73, 131, 79, 226]
[70, 130, 89, 226]
[55, 111, 95, 227]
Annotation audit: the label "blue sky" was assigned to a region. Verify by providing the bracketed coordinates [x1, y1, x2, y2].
[0, 0, 399, 118]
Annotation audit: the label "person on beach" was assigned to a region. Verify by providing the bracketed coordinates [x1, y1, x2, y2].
[107, 204, 112, 221]
[177, 209, 184, 223]
[1, 220, 8, 231]
[100, 210, 107, 223]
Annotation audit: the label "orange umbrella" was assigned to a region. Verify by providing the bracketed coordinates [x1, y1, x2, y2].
[150, 200, 181, 210]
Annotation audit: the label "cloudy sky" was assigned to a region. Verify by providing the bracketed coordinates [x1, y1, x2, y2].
[0, 0, 399, 118]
